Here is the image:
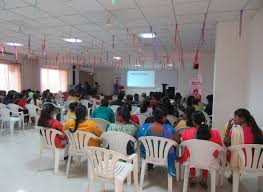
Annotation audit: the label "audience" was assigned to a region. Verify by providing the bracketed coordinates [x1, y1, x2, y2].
[204, 94, 213, 116]
[30, 93, 42, 108]
[175, 112, 222, 188]
[192, 89, 201, 102]
[66, 102, 79, 120]
[140, 99, 152, 116]
[64, 105, 102, 147]
[173, 92, 185, 115]
[91, 99, 115, 123]
[107, 105, 137, 136]
[133, 93, 140, 105]
[160, 96, 174, 115]
[111, 92, 125, 106]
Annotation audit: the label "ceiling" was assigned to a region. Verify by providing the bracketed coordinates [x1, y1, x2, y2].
[0, 0, 262, 66]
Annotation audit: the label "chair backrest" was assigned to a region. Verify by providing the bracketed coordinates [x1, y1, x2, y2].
[65, 100, 76, 111]
[101, 131, 137, 155]
[167, 115, 177, 126]
[180, 139, 224, 170]
[0, 103, 7, 109]
[110, 105, 119, 113]
[0, 108, 11, 120]
[64, 130, 98, 152]
[228, 144, 263, 172]
[136, 114, 148, 125]
[89, 118, 111, 131]
[7, 103, 21, 112]
[26, 104, 39, 116]
[80, 99, 92, 108]
[139, 136, 177, 165]
[87, 146, 127, 179]
[131, 106, 140, 115]
[201, 110, 212, 127]
[35, 126, 64, 149]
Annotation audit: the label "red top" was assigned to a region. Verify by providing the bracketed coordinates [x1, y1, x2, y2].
[131, 115, 140, 125]
[179, 127, 223, 163]
[228, 127, 255, 144]
[48, 119, 67, 148]
[18, 98, 27, 109]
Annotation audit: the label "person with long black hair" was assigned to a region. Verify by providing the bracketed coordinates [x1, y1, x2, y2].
[175, 112, 222, 188]
[64, 105, 102, 147]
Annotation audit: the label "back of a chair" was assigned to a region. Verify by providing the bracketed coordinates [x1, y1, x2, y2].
[201, 110, 212, 127]
[131, 106, 140, 115]
[89, 118, 111, 131]
[181, 139, 224, 170]
[139, 136, 177, 165]
[0, 103, 7, 109]
[7, 104, 21, 113]
[80, 99, 92, 108]
[228, 144, 263, 173]
[35, 126, 63, 149]
[136, 114, 148, 125]
[101, 131, 137, 155]
[0, 108, 11, 120]
[167, 115, 177, 126]
[87, 147, 127, 179]
[64, 130, 97, 153]
[110, 105, 119, 113]
[65, 100, 76, 111]
[26, 104, 39, 116]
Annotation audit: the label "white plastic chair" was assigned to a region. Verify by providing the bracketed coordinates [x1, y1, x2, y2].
[0, 108, 21, 136]
[138, 136, 178, 192]
[136, 114, 148, 126]
[26, 104, 41, 126]
[228, 144, 263, 192]
[89, 118, 111, 131]
[180, 139, 226, 192]
[167, 115, 177, 126]
[0, 103, 7, 108]
[7, 103, 26, 130]
[101, 131, 138, 185]
[65, 100, 76, 111]
[201, 110, 212, 127]
[111, 105, 119, 113]
[35, 126, 65, 174]
[131, 106, 140, 115]
[86, 146, 139, 192]
[64, 130, 99, 178]
[80, 99, 92, 108]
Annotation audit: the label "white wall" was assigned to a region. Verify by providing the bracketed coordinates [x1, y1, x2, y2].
[247, 8, 263, 128]
[213, 20, 250, 132]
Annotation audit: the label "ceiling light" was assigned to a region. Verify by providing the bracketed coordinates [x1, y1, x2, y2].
[113, 56, 121, 60]
[135, 64, 141, 67]
[63, 38, 82, 43]
[139, 33, 157, 39]
[167, 64, 173, 67]
[5, 42, 24, 47]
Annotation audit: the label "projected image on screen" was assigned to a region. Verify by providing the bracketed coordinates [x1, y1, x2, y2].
[127, 71, 155, 88]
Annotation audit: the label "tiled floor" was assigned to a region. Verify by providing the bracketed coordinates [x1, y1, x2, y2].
[0, 127, 261, 192]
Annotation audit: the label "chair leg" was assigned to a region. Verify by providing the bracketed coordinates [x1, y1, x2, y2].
[10, 121, 14, 136]
[66, 154, 72, 178]
[259, 176, 263, 192]
[139, 160, 147, 190]
[39, 148, 43, 171]
[168, 174, 173, 192]
[115, 179, 123, 192]
[176, 162, 180, 181]
[180, 163, 184, 180]
[54, 149, 60, 174]
[127, 159, 132, 185]
[233, 170, 240, 192]
[211, 170, 216, 192]
[133, 160, 139, 191]
[220, 168, 224, 186]
[87, 170, 93, 192]
[183, 166, 190, 192]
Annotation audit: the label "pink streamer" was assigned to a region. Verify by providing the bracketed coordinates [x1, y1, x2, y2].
[239, 10, 244, 38]
[112, 35, 115, 48]
[1, 44, 4, 56]
[28, 35, 31, 58]
[201, 13, 207, 44]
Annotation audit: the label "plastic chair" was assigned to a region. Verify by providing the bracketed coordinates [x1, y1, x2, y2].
[138, 136, 178, 192]
[64, 130, 98, 178]
[201, 110, 212, 127]
[111, 105, 119, 113]
[26, 104, 41, 126]
[180, 139, 226, 192]
[101, 131, 138, 185]
[35, 126, 65, 174]
[136, 114, 148, 125]
[89, 118, 111, 131]
[228, 144, 263, 192]
[0, 103, 7, 108]
[0, 108, 21, 136]
[131, 106, 140, 115]
[167, 115, 177, 126]
[86, 146, 139, 192]
[7, 103, 26, 130]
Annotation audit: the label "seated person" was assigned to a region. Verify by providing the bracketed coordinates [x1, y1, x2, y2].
[64, 105, 102, 147]
[144, 104, 172, 125]
[91, 99, 115, 123]
[175, 112, 222, 188]
[65, 102, 79, 120]
[30, 93, 42, 108]
[224, 109, 263, 182]
[193, 99, 204, 112]
[133, 93, 140, 106]
[160, 96, 174, 115]
[204, 95, 213, 116]
[172, 92, 185, 116]
[139, 99, 152, 116]
[38, 104, 68, 149]
[111, 92, 125, 106]
[107, 105, 137, 137]
[137, 104, 176, 176]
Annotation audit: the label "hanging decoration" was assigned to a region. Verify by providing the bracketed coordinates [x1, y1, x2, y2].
[56, 53, 59, 65]
[128, 55, 130, 66]
[93, 56, 96, 67]
[173, 24, 179, 49]
[106, 51, 109, 64]
[193, 49, 199, 69]
[112, 35, 115, 48]
[41, 35, 47, 56]
[1, 44, 4, 56]
[201, 13, 207, 45]
[112, 0, 117, 6]
[14, 46, 18, 60]
[239, 9, 244, 38]
[132, 33, 135, 49]
[27, 35, 31, 58]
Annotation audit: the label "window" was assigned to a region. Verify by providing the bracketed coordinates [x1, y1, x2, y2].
[0, 63, 21, 91]
[41, 68, 68, 93]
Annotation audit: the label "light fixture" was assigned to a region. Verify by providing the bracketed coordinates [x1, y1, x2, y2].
[139, 33, 157, 39]
[113, 56, 121, 60]
[167, 64, 173, 67]
[63, 38, 82, 43]
[134, 64, 141, 67]
[5, 42, 24, 47]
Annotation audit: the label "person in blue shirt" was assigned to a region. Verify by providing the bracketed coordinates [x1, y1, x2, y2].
[91, 99, 115, 123]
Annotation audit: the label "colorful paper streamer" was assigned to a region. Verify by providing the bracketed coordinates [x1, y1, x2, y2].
[112, 35, 115, 48]
[239, 9, 244, 38]
[28, 35, 31, 58]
